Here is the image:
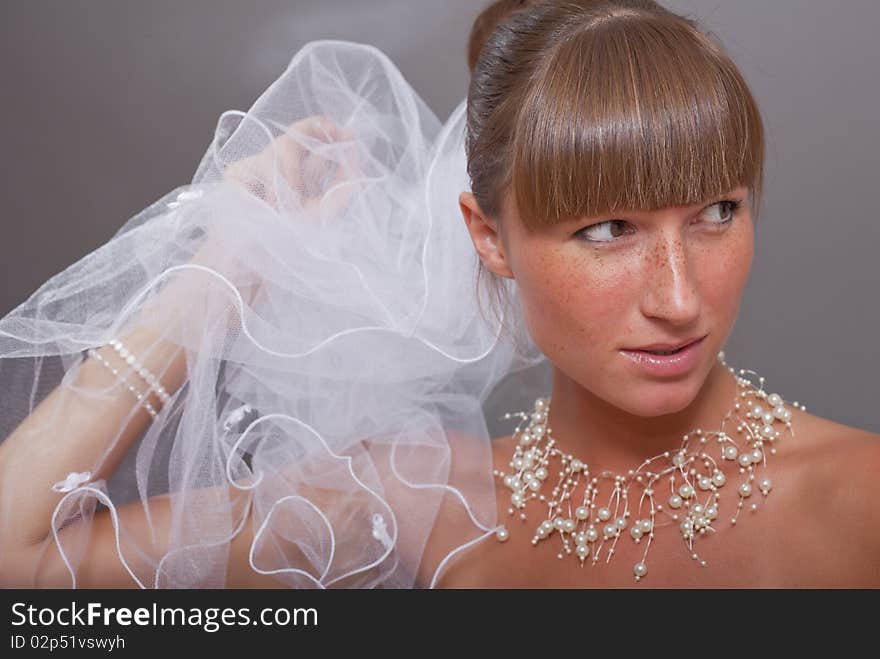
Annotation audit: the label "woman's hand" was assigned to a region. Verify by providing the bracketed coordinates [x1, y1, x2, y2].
[223, 114, 363, 217]
[150, 114, 364, 310]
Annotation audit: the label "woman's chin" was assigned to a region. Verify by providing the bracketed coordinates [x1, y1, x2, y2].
[619, 379, 703, 418]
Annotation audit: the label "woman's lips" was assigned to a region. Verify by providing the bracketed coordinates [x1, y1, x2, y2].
[619, 335, 706, 377]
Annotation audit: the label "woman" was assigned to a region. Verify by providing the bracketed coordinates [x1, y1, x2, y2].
[0, 0, 877, 589]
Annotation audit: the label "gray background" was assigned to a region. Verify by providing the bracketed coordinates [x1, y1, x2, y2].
[2, 0, 878, 434]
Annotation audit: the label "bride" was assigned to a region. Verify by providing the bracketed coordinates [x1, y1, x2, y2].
[1, 0, 878, 589]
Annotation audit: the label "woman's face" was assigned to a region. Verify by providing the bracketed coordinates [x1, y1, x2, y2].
[461, 185, 754, 417]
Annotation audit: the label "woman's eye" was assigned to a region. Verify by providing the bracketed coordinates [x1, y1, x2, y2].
[574, 198, 742, 244]
[574, 219, 631, 243]
[704, 199, 741, 224]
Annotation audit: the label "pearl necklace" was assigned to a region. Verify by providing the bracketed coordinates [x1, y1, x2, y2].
[492, 352, 803, 583]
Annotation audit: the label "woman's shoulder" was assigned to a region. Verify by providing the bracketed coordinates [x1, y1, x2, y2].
[780, 407, 880, 586]
[783, 406, 880, 480]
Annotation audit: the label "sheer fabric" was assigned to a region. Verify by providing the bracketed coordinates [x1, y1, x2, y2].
[0, 40, 545, 588]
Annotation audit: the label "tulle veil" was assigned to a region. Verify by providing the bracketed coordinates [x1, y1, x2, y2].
[0, 40, 547, 588]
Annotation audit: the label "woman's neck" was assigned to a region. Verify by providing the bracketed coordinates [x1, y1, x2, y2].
[545, 359, 740, 478]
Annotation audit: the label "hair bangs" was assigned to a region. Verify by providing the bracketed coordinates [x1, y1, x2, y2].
[509, 15, 764, 231]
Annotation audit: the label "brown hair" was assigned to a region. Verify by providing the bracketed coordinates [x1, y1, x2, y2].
[465, 0, 765, 336]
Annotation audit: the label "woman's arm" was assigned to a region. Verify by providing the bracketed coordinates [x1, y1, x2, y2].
[0, 240, 282, 588]
[0, 114, 364, 587]
[0, 296, 188, 584]
[0, 326, 184, 550]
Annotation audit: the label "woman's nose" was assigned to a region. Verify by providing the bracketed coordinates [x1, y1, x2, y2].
[639, 231, 701, 326]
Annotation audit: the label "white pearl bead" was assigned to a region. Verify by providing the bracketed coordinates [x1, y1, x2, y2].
[692, 504, 705, 516]
[597, 507, 611, 521]
[615, 517, 627, 529]
[586, 528, 599, 542]
[712, 472, 726, 487]
[738, 453, 752, 468]
[511, 493, 523, 506]
[575, 506, 589, 520]
[553, 517, 565, 530]
[563, 519, 576, 533]
[603, 524, 617, 538]
[679, 484, 694, 499]
[762, 411, 775, 425]
[528, 479, 541, 492]
[750, 448, 763, 463]
[723, 445, 738, 460]
[738, 483, 752, 497]
[520, 433, 533, 445]
[541, 520, 554, 533]
[761, 425, 775, 439]
[698, 476, 712, 490]
[496, 527, 510, 542]
[672, 452, 685, 466]
[759, 478, 772, 493]
[767, 393, 782, 407]
[633, 562, 648, 577]
[773, 405, 787, 420]
[668, 494, 683, 509]
[532, 424, 545, 437]
[630, 526, 643, 539]
[706, 504, 718, 519]
[576, 544, 589, 559]
[570, 459, 583, 472]
[535, 467, 548, 480]
[639, 519, 652, 532]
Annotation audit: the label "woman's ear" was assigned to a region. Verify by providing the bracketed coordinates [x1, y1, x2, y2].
[458, 192, 514, 279]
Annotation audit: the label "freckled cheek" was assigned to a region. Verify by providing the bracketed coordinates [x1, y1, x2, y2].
[697, 233, 754, 313]
[518, 262, 629, 355]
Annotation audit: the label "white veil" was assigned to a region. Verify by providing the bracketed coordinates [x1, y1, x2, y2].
[0, 40, 547, 588]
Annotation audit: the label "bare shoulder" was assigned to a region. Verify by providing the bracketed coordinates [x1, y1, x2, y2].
[784, 412, 880, 586]
[809, 423, 880, 520]
[791, 413, 880, 493]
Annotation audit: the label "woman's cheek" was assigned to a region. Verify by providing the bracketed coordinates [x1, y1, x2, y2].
[520, 258, 625, 360]
[700, 225, 754, 315]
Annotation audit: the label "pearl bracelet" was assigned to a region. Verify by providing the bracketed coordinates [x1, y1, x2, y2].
[87, 348, 158, 419]
[86, 337, 172, 420]
[107, 338, 171, 405]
